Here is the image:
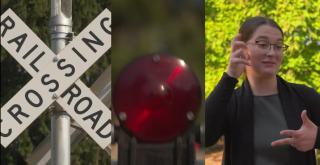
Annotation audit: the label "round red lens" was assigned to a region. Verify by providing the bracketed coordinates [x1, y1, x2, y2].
[113, 54, 202, 142]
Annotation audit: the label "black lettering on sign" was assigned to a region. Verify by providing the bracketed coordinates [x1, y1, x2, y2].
[74, 97, 92, 114]
[72, 47, 87, 62]
[96, 119, 111, 138]
[41, 74, 59, 92]
[82, 31, 104, 53]
[83, 110, 102, 129]
[0, 16, 15, 37]
[7, 104, 29, 124]
[57, 59, 75, 77]
[0, 119, 12, 137]
[25, 90, 43, 107]
[7, 33, 27, 52]
[23, 44, 38, 59]
[61, 83, 81, 105]
[101, 17, 111, 35]
[30, 51, 45, 72]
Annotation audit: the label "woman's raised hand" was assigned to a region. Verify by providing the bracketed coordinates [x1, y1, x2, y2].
[226, 34, 251, 79]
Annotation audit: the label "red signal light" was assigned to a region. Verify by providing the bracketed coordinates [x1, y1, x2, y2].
[113, 54, 202, 142]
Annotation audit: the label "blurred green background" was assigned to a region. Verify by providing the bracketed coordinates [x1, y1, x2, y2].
[111, 0, 204, 95]
[205, 0, 320, 163]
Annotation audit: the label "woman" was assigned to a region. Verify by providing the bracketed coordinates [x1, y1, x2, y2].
[205, 16, 320, 165]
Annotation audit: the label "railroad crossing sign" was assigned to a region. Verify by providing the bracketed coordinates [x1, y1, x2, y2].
[0, 8, 112, 149]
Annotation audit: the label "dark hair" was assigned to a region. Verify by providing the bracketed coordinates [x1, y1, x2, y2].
[239, 16, 283, 42]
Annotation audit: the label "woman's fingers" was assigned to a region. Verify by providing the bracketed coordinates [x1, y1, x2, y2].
[280, 130, 298, 138]
[271, 130, 298, 147]
[231, 48, 242, 58]
[300, 110, 313, 126]
[231, 49, 250, 65]
[271, 137, 293, 147]
[233, 34, 242, 42]
[232, 41, 247, 53]
[230, 57, 250, 66]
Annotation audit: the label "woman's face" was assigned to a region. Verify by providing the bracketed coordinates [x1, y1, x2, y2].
[245, 25, 284, 78]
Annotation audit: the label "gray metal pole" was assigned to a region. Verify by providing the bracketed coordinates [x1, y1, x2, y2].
[49, 0, 72, 165]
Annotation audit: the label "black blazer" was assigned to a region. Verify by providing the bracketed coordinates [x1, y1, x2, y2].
[205, 73, 320, 165]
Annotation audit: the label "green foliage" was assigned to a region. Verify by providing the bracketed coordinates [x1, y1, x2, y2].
[205, 0, 320, 98]
[71, 136, 110, 165]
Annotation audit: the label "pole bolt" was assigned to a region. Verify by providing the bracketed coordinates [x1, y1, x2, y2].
[186, 111, 194, 121]
[52, 93, 58, 100]
[53, 56, 59, 62]
[48, 105, 55, 110]
[119, 112, 127, 121]
[152, 54, 160, 63]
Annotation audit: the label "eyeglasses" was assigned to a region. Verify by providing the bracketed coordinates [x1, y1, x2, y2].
[247, 40, 289, 52]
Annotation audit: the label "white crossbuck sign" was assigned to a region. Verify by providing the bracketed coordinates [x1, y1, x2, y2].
[0, 8, 112, 149]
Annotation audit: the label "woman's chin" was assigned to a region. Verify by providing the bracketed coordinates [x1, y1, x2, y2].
[259, 68, 278, 77]
[246, 66, 279, 78]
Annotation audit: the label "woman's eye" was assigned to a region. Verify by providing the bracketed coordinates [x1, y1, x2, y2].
[275, 45, 283, 50]
[257, 43, 269, 48]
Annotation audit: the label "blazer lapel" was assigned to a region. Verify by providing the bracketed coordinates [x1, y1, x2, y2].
[277, 76, 301, 130]
[236, 79, 254, 165]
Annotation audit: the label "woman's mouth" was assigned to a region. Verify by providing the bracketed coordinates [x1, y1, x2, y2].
[262, 61, 276, 66]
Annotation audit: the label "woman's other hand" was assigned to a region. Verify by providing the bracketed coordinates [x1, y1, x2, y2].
[271, 110, 318, 152]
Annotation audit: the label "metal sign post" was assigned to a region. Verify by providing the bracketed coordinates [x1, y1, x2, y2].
[26, 66, 112, 165]
[49, 0, 72, 164]
[116, 127, 196, 165]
